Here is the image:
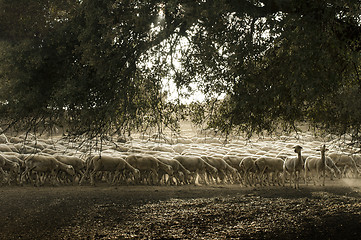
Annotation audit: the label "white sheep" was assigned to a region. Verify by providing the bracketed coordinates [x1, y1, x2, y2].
[0, 134, 9, 144]
[0, 144, 15, 153]
[8, 136, 23, 144]
[328, 152, 360, 178]
[174, 155, 218, 185]
[325, 156, 342, 180]
[0, 154, 9, 184]
[1, 155, 21, 185]
[283, 145, 303, 189]
[201, 156, 238, 184]
[2, 153, 24, 168]
[254, 156, 284, 186]
[352, 154, 361, 167]
[223, 155, 246, 183]
[238, 156, 259, 186]
[54, 155, 86, 183]
[304, 145, 328, 186]
[88, 155, 140, 186]
[151, 157, 176, 185]
[223, 155, 244, 172]
[152, 145, 175, 153]
[156, 157, 191, 185]
[14, 144, 39, 154]
[126, 155, 173, 185]
[20, 155, 75, 186]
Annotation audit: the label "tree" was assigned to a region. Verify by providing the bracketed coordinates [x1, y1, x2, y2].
[0, 0, 360, 141]
[0, 0, 182, 138]
[177, 0, 361, 137]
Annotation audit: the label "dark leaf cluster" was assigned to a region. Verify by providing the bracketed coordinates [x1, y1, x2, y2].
[0, 0, 360, 141]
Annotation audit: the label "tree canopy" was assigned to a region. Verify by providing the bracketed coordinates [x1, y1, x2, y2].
[0, 0, 360, 140]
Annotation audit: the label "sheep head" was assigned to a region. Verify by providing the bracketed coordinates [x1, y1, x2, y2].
[293, 145, 302, 153]
[65, 165, 76, 176]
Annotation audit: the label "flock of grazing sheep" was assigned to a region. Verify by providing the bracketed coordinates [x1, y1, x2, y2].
[0, 128, 361, 189]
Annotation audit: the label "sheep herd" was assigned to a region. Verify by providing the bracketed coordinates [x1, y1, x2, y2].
[0, 128, 360, 188]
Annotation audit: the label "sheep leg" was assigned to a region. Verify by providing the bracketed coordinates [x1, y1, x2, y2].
[274, 172, 281, 186]
[20, 169, 28, 185]
[282, 170, 286, 187]
[20, 167, 35, 185]
[89, 170, 96, 186]
[257, 168, 266, 186]
[244, 171, 250, 186]
[313, 170, 317, 185]
[268, 172, 273, 185]
[197, 172, 205, 185]
[112, 171, 121, 185]
[304, 169, 308, 186]
[219, 170, 226, 184]
[269, 172, 274, 186]
[49, 171, 58, 186]
[151, 170, 159, 185]
[276, 172, 282, 186]
[249, 172, 255, 186]
[0, 167, 7, 185]
[79, 173, 86, 185]
[36, 172, 44, 187]
[342, 167, 347, 178]
[295, 171, 299, 189]
[288, 171, 293, 187]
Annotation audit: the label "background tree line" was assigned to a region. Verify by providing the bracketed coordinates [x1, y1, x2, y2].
[0, 0, 360, 141]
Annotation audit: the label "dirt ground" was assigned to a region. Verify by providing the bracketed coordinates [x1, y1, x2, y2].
[1, 179, 361, 240]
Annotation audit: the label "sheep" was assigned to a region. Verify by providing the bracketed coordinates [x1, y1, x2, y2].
[238, 156, 259, 186]
[174, 155, 218, 185]
[2, 153, 25, 183]
[181, 148, 205, 157]
[14, 144, 39, 154]
[254, 156, 284, 186]
[151, 156, 174, 185]
[152, 145, 175, 153]
[223, 155, 244, 172]
[39, 148, 54, 155]
[325, 156, 342, 180]
[20, 155, 75, 186]
[27, 141, 46, 150]
[109, 144, 130, 152]
[328, 152, 360, 178]
[201, 156, 238, 184]
[283, 145, 304, 189]
[156, 165, 176, 185]
[0, 144, 15, 153]
[126, 155, 173, 185]
[54, 155, 86, 183]
[79, 155, 96, 185]
[353, 154, 361, 167]
[223, 155, 245, 183]
[1, 156, 21, 185]
[156, 157, 191, 185]
[175, 138, 193, 144]
[8, 136, 23, 144]
[173, 144, 189, 154]
[0, 154, 9, 184]
[2, 153, 24, 168]
[0, 134, 9, 144]
[88, 155, 140, 186]
[304, 145, 328, 186]
[80, 153, 121, 184]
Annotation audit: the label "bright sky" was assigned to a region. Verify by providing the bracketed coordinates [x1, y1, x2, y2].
[150, 7, 209, 104]
[163, 79, 206, 104]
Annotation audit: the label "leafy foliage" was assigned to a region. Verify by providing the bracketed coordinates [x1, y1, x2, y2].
[177, 0, 361, 139]
[0, 0, 360, 141]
